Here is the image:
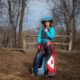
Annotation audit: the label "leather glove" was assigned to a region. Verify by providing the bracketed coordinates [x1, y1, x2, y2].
[37, 44, 41, 50]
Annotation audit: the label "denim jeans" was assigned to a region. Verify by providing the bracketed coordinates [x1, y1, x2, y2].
[33, 52, 44, 74]
[33, 42, 51, 74]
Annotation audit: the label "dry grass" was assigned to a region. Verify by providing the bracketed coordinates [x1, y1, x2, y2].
[0, 48, 80, 80]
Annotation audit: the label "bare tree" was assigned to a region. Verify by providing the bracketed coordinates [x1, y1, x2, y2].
[18, 0, 26, 48]
[0, 0, 28, 48]
[7, 0, 20, 48]
[48, 0, 79, 50]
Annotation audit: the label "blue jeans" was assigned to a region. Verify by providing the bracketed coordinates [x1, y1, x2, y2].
[33, 52, 44, 74]
[33, 42, 51, 74]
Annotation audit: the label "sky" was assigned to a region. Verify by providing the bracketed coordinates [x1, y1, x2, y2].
[23, 0, 53, 30]
[0, 0, 53, 31]
[0, 0, 80, 31]
[23, 0, 80, 31]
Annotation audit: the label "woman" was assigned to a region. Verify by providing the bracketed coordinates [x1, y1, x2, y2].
[32, 16, 55, 77]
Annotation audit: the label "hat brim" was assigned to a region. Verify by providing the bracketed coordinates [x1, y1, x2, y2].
[41, 20, 53, 24]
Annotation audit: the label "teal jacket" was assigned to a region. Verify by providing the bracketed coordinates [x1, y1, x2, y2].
[37, 27, 55, 44]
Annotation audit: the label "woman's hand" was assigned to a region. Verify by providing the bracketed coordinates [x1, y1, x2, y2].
[44, 28, 48, 32]
[42, 27, 48, 32]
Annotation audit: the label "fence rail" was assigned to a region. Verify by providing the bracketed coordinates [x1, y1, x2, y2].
[26, 42, 69, 46]
[9, 48, 80, 54]
[26, 35, 70, 38]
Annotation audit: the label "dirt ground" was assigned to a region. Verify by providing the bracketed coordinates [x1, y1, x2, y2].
[0, 48, 80, 80]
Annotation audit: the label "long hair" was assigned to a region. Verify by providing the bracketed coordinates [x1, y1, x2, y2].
[41, 21, 54, 28]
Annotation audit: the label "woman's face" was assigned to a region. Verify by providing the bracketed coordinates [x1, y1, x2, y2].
[45, 21, 50, 27]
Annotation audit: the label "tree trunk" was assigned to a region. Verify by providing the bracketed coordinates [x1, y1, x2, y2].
[8, 0, 17, 48]
[18, 0, 26, 48]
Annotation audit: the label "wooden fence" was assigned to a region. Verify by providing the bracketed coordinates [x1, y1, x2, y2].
[23, 34, 74, 52]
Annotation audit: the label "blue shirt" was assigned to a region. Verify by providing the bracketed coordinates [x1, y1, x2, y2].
[37, 27, 55, 44]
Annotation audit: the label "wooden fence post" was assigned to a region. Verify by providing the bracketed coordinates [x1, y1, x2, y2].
[23, 39, 26, 50]
[69, 32, 73, 51]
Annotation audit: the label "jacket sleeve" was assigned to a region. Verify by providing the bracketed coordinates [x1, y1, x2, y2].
[45, 27, 55, 39]
[37, 28, 42, 44]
